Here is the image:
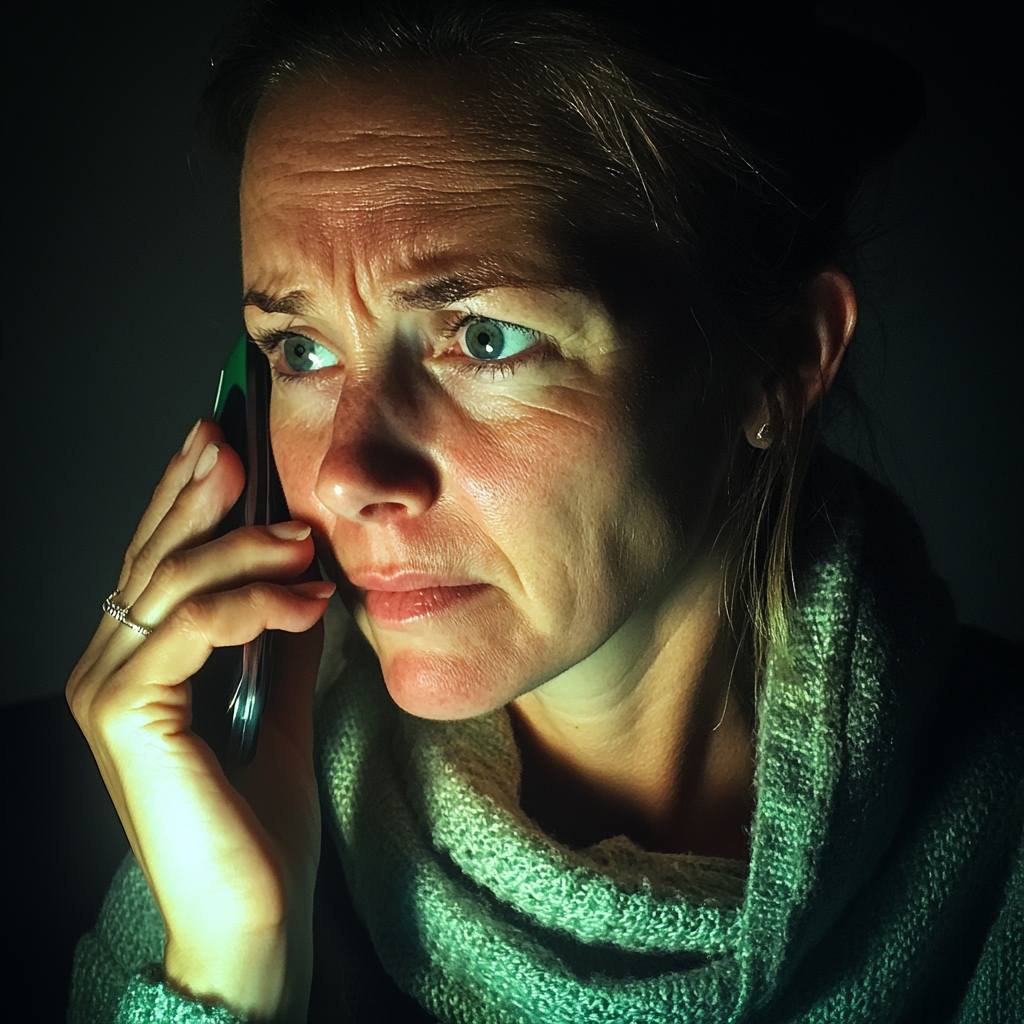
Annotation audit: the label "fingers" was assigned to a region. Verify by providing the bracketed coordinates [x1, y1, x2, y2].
[69, 417, 322, 699]
[78, 581, 334, 757]
[69, 425, 245, 684]
[118, 420, 223, 589]
[129, 522, 317, 631]
[121, 425, 246, 606]
[63, 419, 331, 1014]
[73, 518, 318, 692]
[71, 580, 335, 738]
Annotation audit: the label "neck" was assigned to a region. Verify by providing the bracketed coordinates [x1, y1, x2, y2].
[510, 560, 756, 859]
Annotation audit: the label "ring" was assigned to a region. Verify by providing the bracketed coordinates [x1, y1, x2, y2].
[102, 590, 153, 638]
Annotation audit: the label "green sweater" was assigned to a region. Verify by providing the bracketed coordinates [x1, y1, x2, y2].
[69, 459, 1023, 1023]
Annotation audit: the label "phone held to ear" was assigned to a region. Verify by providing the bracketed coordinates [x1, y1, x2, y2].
[191, 336, 290, 771]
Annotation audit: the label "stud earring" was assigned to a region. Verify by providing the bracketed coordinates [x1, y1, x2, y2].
[747, 420, 773, 449]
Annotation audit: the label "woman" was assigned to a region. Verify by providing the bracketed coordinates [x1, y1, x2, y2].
[67, 2, 1022, 1022]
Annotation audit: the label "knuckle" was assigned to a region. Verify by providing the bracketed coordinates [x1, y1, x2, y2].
[246, 581, 278, 608]
[66, 668, 86, 708]
[228, 525, 271, 559]
[68, 667, 108, 734]
[168, 594, 209, 639]
[149, 550, 188, 595]
[66, 678, 88, 722]
[66, 659, 86, 698]
[87, 687, 123, 740]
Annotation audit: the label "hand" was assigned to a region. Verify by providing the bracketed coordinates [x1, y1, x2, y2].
[67, 419, 335, 1021]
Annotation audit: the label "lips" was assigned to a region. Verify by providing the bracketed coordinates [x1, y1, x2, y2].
[346, 569, 489, 624]
[363, 584, 489, 623]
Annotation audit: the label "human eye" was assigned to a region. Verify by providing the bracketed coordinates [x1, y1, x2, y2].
[454, 316, 543, 363]
[252, 330, 339, 376]
[280, 334, 338, 372]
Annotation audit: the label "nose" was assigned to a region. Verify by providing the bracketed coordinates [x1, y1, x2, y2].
[314, 376, 440, 522]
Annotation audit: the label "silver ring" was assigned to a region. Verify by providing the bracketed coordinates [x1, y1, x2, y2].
[102, 590, 153, 638]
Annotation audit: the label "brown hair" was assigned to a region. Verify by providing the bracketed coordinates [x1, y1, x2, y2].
[204, 0, 922, 669]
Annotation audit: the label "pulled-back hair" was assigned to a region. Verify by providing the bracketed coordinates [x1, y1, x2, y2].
[203, 0, 922, 671]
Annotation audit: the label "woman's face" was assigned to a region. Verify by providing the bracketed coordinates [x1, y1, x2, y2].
[241, 74, 730, 719]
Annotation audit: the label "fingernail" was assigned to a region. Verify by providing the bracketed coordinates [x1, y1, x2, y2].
[268, 521, 312, 541]
[181, 419, 201, 455]
[293, 580, 336, 600]
[192, 443, 219, 482]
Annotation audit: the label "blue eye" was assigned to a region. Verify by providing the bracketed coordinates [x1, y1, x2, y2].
[461, 318, 540, 361]
[282, 335, 338, 373]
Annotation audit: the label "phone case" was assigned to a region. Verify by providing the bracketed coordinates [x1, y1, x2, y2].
[191, 336, 288, 771]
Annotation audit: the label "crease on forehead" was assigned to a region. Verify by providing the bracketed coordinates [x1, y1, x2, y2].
[243, 115, 580, 220]
[243, 251, 588, 322]
[242, 65, 611, 207]
[245, 64, 523, 164]
[243, 174, 579, 295]
[241, 72, 610, 312]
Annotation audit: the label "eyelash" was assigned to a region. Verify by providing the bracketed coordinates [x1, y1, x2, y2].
[249, 315, 550, 382]
[249, 328, 295, 357]
[249, 328, 320, 386]
[441, 313, 550, 378]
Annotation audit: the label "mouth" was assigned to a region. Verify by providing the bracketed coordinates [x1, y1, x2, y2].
[346, 570, 490, 625]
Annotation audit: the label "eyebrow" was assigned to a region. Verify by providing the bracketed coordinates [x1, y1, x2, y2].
[242, 289, 314, 316]
[390, 270, 576, 309]
[242, 270, 582, 318]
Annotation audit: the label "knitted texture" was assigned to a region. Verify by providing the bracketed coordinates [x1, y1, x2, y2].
[67, 859, 245, 1024]
[69, 458, 1024, 1023]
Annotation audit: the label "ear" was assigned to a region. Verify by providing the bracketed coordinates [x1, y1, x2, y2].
[744, 269, 857, 448]
[801, 269, 857, 409]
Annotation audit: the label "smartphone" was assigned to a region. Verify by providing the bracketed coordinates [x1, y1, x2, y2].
[191, 335, 289, 771]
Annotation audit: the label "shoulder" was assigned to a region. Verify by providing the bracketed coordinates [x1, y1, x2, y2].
[920, 623, 1023, 803]
[777, 455, 1023, 1019]
[942, 625, 1022, 710]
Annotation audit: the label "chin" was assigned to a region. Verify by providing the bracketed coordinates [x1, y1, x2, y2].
[380, 648, 527, 721]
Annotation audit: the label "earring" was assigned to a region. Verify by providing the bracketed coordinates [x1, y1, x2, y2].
[747, 420, 773, 449]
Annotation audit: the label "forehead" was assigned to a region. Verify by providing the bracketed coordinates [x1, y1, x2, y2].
[241, 71, 579, 291]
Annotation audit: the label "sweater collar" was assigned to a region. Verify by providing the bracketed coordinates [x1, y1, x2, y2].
[316, 454, 953, 1022]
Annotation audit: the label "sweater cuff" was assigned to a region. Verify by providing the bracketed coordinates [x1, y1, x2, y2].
[115, 965, 247, 1024]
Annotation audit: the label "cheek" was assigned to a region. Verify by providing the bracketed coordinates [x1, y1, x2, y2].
[270, 393, 332, 527]
[450, 379, 625, 506]
[382, 393, 672, 721]
[448, 414, 573, 526]
[440, 382, 671, 611]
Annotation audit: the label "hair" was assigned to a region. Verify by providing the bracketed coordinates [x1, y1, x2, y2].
[203, 0, 922, 672]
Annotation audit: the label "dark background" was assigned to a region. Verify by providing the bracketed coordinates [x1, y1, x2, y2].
[0, 1, 1019, 1019]
[2, 0, 1021, 711]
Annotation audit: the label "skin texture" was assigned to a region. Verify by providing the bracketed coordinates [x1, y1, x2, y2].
[67, 68, 855, 1020]
[243, 75, 683, 720]
[241, 74, 763, 860]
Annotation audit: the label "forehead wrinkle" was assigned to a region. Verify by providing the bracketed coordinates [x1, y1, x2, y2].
[242, 81, 606, 321]
[248, 157, 566, 253]
[246, 108, 588, 192]
[250, 159, 572, 203]
[248, 189, 582, 311]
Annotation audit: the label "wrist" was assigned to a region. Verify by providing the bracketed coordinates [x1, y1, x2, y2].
[164, 927, 288, 1021]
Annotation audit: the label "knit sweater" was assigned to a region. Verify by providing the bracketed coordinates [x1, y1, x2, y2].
[69, 458, 1023, 1023]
